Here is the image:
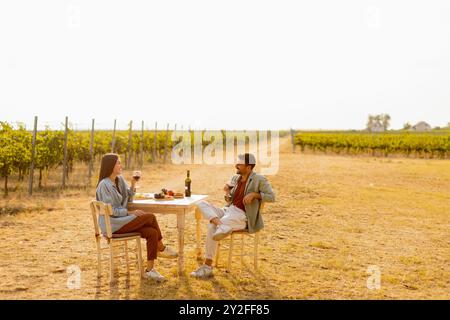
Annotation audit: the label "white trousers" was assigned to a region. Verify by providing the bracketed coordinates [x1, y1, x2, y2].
[196, 200, 247, 260]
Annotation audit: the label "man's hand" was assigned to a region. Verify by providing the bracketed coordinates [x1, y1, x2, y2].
[243, 193, 254, 205]
[243, 192, 261, 205]
[223, 184, 232, 193]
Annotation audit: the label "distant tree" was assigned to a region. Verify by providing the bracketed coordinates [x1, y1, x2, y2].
[403, 122, 412, 130]
[366, 115, 375, 130]
[382, 114, 391, 131]
[367, 114, 390, 131]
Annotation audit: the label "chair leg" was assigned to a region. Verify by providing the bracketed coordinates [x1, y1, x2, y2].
[214, 242, 220, 267]
[240, 234, 244, 265]
[136, 238, 144, 278]
[124, 241, 130, 274]
[227, 234, 234, 272]
[109, 243, 115, 283]
[254, 232, 259, 271]
[96, 237, 102, 277]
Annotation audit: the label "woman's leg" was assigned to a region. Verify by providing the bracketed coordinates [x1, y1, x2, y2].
[115, 214, 165, 268]
[115, 214, 156, 234]
[137, 226, 159, 270]
[116, 214, 163, 242]
[138, 213, 165, 251]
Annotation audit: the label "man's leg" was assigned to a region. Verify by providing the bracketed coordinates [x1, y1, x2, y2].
[204, 222, 219, 262]
[220, 205, 247, 231]
[191, 202, 227, 278]
[197, 200, 225, 222]
[197, 201, 225, 263]
[201, 204, 247, 260]
[191, 205, 248, 278]
[212, 205, 247, 241]
[203, 205, 246, 261]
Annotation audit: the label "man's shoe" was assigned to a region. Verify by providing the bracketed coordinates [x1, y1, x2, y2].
[212, 225, 233, 241]
[190, 265, 213, 278]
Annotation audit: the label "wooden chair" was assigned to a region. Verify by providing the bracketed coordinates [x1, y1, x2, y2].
[214, 202, 265, 273]
[90, 200, 144, 282]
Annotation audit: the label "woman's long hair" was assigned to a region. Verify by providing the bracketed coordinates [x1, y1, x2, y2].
[97, 153, 120, 188]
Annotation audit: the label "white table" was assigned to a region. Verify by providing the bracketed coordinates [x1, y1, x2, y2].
[128, 194, 208, 275]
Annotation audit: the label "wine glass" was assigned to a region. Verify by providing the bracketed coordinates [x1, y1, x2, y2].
[224, 180, 235, 202]
[132, 170, 142, 189]
[226, 180, 236, 189]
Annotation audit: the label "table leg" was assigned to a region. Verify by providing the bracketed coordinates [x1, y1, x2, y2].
[195, 207, 202, 259]
[177, 210, 186, 275]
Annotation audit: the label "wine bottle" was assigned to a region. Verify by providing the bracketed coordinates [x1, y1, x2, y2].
[185, 170, 191, 197]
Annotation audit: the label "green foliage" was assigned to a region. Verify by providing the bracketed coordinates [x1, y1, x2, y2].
[0, 122, 182, 195]
[295, 131, 450, 158]
[0, 122, 17, 178]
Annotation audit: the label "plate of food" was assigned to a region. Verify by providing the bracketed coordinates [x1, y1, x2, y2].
[153, 189, 173, 201]
[134, 193, 154, 200]
[154, 193, 174, 201]
[154, 196, 175, 201]
[153, 189, 184, 200]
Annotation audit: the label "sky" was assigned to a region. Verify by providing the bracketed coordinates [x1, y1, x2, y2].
[1, 0, 450, 131]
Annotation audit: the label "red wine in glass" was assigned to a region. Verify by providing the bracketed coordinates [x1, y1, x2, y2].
[132, 171, 142, 188]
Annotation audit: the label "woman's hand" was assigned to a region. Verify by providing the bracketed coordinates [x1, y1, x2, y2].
[131, 171, 141, 190]
[129, 210, 145, 217]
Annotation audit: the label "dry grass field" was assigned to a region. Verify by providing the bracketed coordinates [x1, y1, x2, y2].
[0, 137, 449, 299]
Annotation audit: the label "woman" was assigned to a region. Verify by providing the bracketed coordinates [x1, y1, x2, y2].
[96, 153, 177, 281]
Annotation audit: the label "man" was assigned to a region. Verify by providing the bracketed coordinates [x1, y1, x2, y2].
[191, 153, 275, 278]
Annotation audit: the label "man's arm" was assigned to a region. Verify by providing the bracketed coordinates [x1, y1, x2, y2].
[258, 176, 275, 202]
[243, 175, 275, 205]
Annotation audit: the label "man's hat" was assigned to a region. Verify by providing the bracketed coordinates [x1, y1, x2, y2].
[236, 153, 256, 165]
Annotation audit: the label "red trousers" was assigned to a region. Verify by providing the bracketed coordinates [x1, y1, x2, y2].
[114, 213, 162, 260]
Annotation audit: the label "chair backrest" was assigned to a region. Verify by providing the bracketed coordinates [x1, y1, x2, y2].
[90, 200, 114, 238]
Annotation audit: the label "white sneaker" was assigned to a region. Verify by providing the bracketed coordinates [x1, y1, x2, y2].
[190, 265, 213, 278]
[158, 246, 178, 259]
[145, 268, 166, 282]
[212, 225, 233, 241]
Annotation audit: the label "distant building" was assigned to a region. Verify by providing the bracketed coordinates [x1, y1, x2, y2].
[411, 121, 431, 132]
[368, 121, 384, 132]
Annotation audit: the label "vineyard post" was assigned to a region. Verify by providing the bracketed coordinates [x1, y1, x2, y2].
[62, 116, 69, 189]
[173, 124, 177, 161]
[140, 121, 144, 168]
[111, 119, 117, 153]
[153, 122, 158, 162]
[28, 116, 38, 196]
[189, 126, 192, 163]
[290, 128, 296, 153]
[88, 118, 95, 182]
[164, 123, 169, 163]
[127, 120, 133, 169]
